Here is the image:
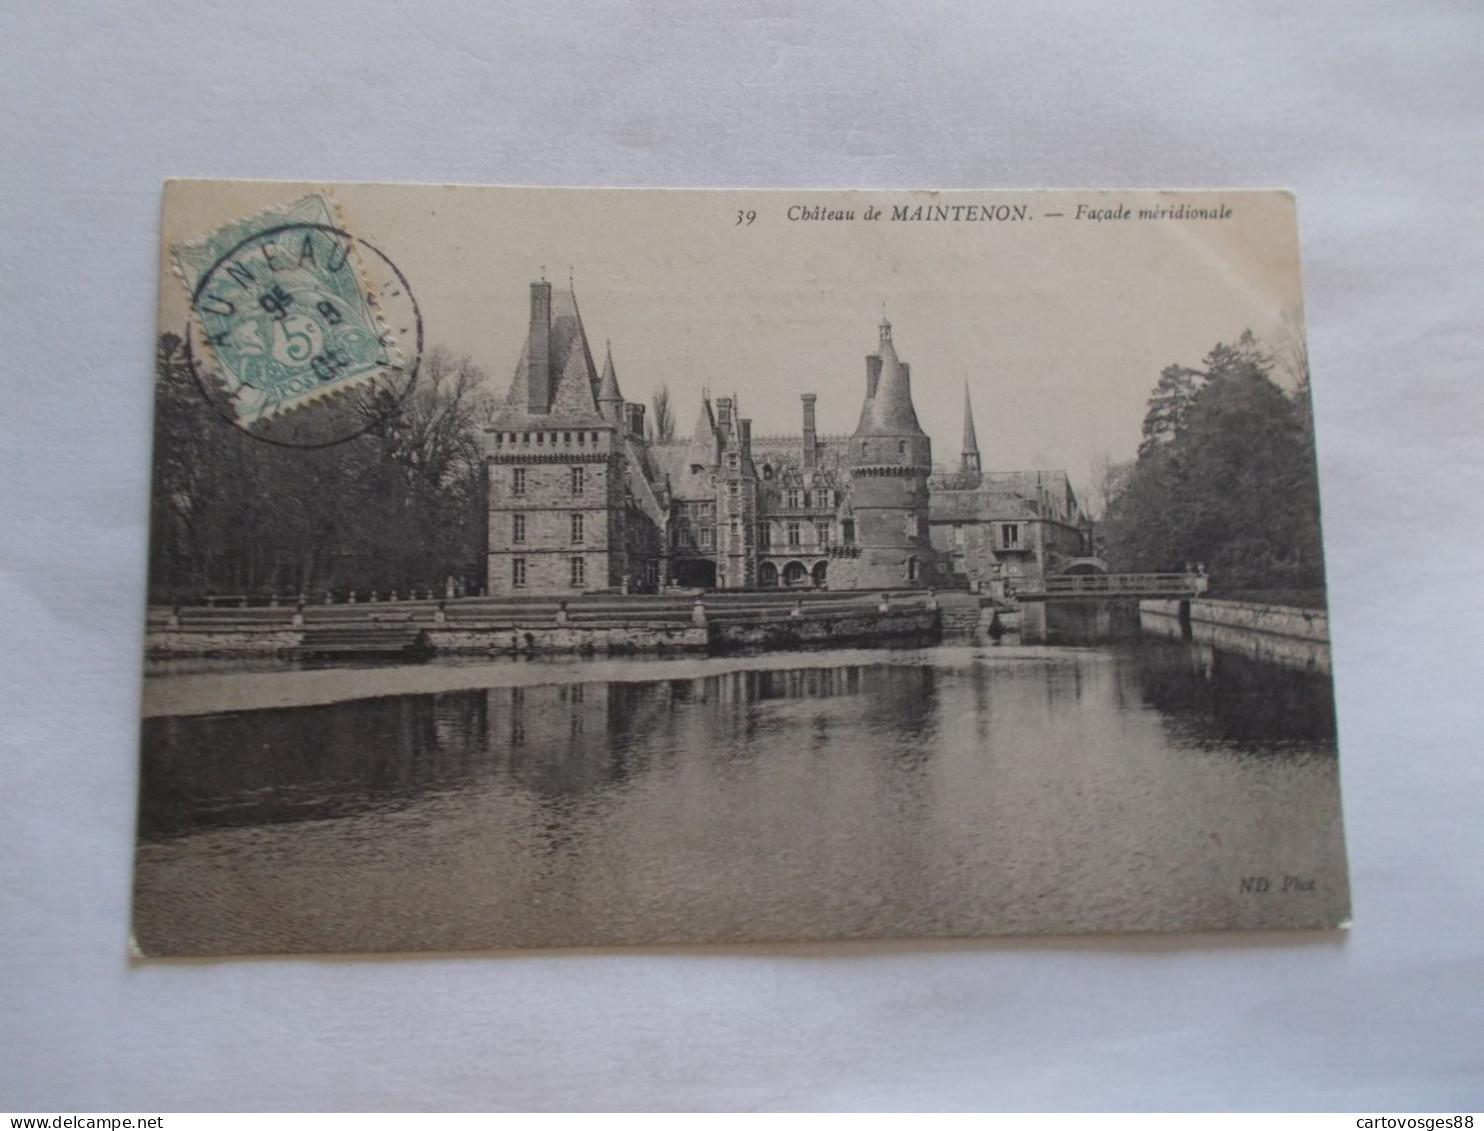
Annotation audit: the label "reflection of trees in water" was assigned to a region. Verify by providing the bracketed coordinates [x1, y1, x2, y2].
[139, 691, 493, 840]
[1129, 640, 1336, 749]
[140, 661, 945, 840]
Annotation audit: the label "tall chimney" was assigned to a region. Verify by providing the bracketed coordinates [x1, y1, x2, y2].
[801, 394, 818, 469]
[740, 418, 753, 464]
[527, 280, 552, 413]
[866, 355, 883, 401]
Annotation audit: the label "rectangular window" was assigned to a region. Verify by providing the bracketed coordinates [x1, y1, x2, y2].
[816, 523, 830, 546]
[729, 482, 739, 499]
[786, 489, 800, 509]
[728, 452, 739, 472]
[731, 519, 741, 541]
[818, 489, 831, 509]
[758, 524, 771, 550]
[511, 467, 526, 496]
[1002, 523, 1021, 548]
[802, 490, 812, 508]
[512, 513, 526, 544]
[571, 512, 584, 544]
[787, 521, 801, 546]
[953, 522, 965, 547]
[699, 526, 713, 549]
[563, 432, 571, 444]
[511, 558, 527, 588]
[842, 520, 855, 545]
[571, 466, 585, 495]
[570, 556, 586, 587]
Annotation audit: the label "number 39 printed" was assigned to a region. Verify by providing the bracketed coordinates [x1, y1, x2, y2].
[735, 210, 756, 226]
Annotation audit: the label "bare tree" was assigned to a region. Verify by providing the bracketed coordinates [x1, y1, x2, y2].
[1270, 305, 1314, 439]
[651, 383, 676, 443]
[1085, 452, 1134, 522]
[1270, 306, 1311, 391]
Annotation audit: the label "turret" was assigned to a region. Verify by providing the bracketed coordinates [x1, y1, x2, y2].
[852, 316, 929, 468]
[598, 341, 624, 425]
[837, 316, 937, 589]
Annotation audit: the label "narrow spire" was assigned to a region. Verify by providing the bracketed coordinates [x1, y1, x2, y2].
[961, 379, 982, 474]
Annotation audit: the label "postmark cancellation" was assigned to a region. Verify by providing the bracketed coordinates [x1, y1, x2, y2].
[171, 193, 404, 428]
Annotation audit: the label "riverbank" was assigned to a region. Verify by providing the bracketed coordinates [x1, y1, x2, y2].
[1140, 596, 1330, 672]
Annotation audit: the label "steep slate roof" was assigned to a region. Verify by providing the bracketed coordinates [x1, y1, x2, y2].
[928, 469, 1084, 524]
[621, 435, 668, 526]
[652, 403, 722, 502]
[495, 287, 605, 426]
[682, 399, 719, 471]
[853, 325, 925, 437]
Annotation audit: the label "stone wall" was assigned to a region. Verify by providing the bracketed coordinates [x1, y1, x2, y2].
[1191, 598, 1328, 643]
[1139, 597, 1330, 673]
[936, 592, 992, 635]
[425, 623, 708, 655]
[146, 601, 939, 658]
[710, 607, 938, 650]
[1139, 597, 1328, 643]
[147, 628, 303, 657]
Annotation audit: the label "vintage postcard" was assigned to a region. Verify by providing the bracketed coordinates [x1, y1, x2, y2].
[135, 183, 1349, 956]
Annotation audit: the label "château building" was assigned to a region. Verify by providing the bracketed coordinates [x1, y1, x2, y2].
[485, 279, 1093, 597]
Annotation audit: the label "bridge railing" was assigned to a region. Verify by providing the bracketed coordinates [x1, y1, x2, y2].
[1013, 573, 1206, 598]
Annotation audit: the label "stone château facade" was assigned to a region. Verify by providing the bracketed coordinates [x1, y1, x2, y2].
[486, 279, 1093, 596]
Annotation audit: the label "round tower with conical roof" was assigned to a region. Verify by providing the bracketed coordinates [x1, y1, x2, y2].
[837, 316, 938, 589]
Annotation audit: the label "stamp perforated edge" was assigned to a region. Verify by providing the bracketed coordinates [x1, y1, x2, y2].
[170, 191, 408, 428]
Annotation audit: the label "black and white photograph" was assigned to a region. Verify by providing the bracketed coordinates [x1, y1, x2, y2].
[136, 184, 1348, 956]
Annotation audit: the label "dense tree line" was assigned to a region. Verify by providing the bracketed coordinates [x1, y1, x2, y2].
[1099, 330, 1325, 594]
[148, 333, 494, 602]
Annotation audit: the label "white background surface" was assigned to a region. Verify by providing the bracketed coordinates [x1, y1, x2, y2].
[2, 0, 1481, 1112]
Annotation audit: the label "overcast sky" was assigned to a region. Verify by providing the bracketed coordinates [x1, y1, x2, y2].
[160, 183, 1305, 494]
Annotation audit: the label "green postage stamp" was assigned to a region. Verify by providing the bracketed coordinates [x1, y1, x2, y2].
[172, 194, 399, 426]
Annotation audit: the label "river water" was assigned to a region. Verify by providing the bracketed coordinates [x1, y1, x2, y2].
[133, 638, 1349, 955]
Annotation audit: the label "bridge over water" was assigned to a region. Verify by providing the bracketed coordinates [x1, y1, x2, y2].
[1011, 572, 1207, 643]
[1013, 573, 1208, 601]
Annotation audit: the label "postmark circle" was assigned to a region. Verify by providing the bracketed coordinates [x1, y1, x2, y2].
[184, 221, 423, 450]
